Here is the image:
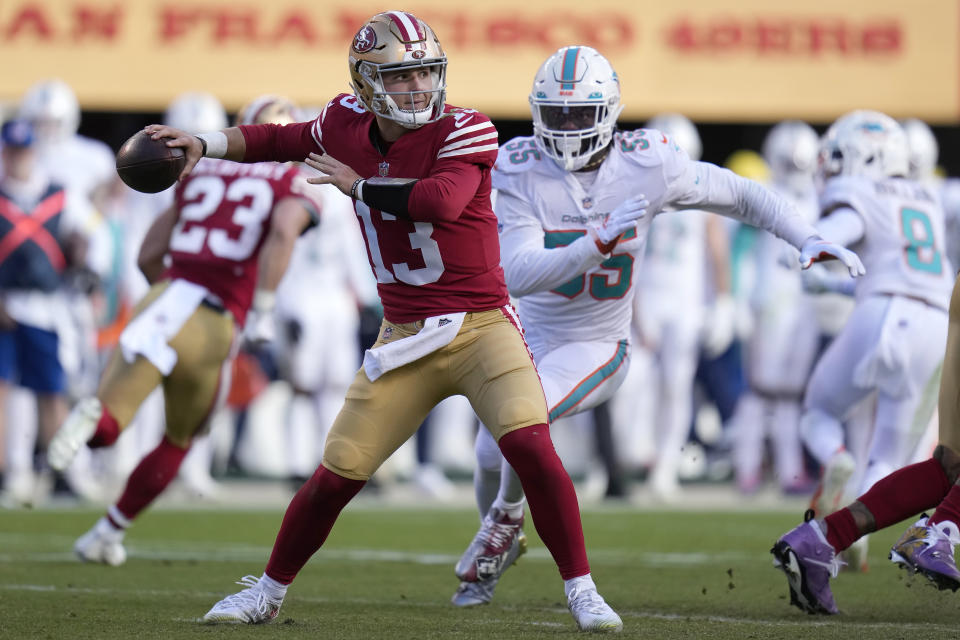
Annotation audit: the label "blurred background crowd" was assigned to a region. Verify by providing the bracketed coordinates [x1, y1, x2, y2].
[1, 0, 958, 508]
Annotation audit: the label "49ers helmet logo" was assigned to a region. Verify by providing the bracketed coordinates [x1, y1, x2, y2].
[412, 49, 426, 59]
[353, 26, 377, 53]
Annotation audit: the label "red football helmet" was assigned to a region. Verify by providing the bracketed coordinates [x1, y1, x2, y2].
[348, 11, 447, 129]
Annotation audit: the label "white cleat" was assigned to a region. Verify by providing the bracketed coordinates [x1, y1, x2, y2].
[203, 576, 283, 624]
[1, 469, 36, 508]
[455, 508, 526, 583]
[74, 520, 127, 567]
[48, 398, 102, 472]
[451, 578, 497, 607]
[812, 449, 855, 518]
[841, 534, 869, 573]
[568, 585, 623, 633]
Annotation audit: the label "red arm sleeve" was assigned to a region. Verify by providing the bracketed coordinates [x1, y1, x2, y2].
[406, 159, 484, 223]
[239, 121, 321, 163]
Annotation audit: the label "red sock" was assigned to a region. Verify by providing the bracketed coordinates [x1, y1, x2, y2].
[930, 485, 960, 527]
[824, 508, 860, 552]
[115, 436, 189, 520]
[498, 424, 590, 580]
[88, 405, 120, 448]
[858, 457, 951, 530]
[265, 466, 365, 584]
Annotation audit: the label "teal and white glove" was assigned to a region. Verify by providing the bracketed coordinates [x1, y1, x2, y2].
[799, 236, 865, 277]
[595, 195, 649, 248]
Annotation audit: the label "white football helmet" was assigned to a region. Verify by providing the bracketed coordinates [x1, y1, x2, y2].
[18, 79, 80, 144]
[819, 110, 908, 181]
[646, 113, 701, 161]
[530, 46, 624, 171]
[348, 11, 446, 129]
[899, 118, 938, 181]
[164, 92, 228, 134]
[236, 95, 299, 126]
[762, 120, 819, 189]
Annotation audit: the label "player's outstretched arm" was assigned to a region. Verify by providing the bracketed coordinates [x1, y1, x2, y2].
[145, 125, 247, 180]
[244, 198, 313, 344]
[137, 204, 178, 284]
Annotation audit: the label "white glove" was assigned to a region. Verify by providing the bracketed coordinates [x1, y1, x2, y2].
[702, 293, 736, 358]
[244, 290, 277, 345]
[595, 195, 649, 246]
[801, 263, 856, 296]
[799, 236, 866, 277]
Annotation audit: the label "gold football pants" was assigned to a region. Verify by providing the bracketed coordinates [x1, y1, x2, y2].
[322, 307, 548, 480]
[940, 275, 960, 454]
[97, 282, 235, 447]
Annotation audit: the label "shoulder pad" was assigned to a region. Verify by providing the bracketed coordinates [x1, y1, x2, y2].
[494, 137, 546, 174]
[615, 128, 682, 166]
[820, 175, 871, 212]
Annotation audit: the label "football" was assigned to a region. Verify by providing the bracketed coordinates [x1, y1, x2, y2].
[115, 130, 186, 193]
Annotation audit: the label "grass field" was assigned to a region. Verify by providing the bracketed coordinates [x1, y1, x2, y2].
[3, 497, 959, 639]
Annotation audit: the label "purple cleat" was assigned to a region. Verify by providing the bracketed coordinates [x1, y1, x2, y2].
[889, 516, 960, 592]
[771, 510, 843, 615]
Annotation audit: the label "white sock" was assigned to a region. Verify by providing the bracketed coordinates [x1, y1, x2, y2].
[259, 573, 288, 601]
[564, 573, 596, 599]
[491, 496, 525, 521]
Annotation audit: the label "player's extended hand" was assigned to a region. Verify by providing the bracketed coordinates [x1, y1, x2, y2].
[305, 153, 361, 196]
[596, 195, 649, 245]
[799, 236, 866, 277]
[243, 290, 277, 345]
[144, 125, 203, 181]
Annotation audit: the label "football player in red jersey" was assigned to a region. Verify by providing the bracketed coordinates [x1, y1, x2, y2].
[46, 96, 318, 566]
[146, 11, 623, 632]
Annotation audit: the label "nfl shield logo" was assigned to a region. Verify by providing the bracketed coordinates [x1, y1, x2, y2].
[383, 327, 393, 340]
[379, 162, 390, 177]
[582, 197, 594, 209]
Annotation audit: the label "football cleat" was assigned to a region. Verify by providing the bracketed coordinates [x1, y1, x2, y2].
[567, 584, 623, 633]
[74, 520, 127, 567]
[840, 534, 869, 573]
[771, 510, 843, 614]
[48, 398, 102, 472]
[451, 578, 497, 607]
[810, 449, 855, 519]
[203, 575, 283, 624]
[890, 516, 960, 591]
[455, 508, 527, 583]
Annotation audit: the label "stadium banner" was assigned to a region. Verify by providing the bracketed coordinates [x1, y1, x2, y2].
[0, 0, 957, 122]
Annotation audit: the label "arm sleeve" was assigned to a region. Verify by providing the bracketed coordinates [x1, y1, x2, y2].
[666, 161, 819, 249]
[240, 121, 320, 164]
[404, 159, 485, 223]
[816, 206, 867, 247]
[497, 190, 608, 297]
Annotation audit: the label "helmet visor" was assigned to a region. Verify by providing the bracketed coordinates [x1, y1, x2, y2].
[537, 104, 603, 131]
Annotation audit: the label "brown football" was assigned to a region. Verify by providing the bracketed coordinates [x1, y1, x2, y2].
[115, 130, 186, 193]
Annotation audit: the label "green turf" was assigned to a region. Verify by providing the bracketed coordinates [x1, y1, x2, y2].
[2, 505, 958, 639]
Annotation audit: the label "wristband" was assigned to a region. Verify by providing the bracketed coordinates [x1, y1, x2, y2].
[195, 136, 207, 157]
[196, 131, 228, 158]
[350, 178, 365, 200]
[252, 289, 276, 312]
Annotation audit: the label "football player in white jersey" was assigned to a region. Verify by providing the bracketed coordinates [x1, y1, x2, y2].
[781, 110, 953, 585]
[626, 113, 734, 501]
[732, 120, 822, 495]
[452, 45, 864, 607]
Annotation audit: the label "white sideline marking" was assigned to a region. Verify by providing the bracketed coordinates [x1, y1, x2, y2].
[1, 582, 958, 634]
